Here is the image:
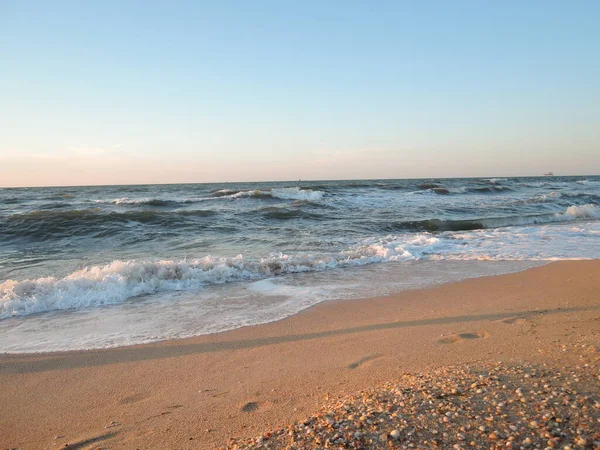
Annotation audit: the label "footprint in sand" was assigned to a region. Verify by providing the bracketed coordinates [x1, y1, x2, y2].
[57, 431, 117, 449]
[496, 316, 531, 325]
[241, 402, 259, 413]
[494, 316, 536, 336]
[119, 393, 148, 404]
[438, 332, 487, 344]
[347, 353, 383, 369]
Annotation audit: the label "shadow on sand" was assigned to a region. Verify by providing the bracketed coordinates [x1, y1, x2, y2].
[2, 305, 597, 374]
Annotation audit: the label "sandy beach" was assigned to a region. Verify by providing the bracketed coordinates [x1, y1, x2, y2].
[4, 1, 599, 447]
[1, 260, 599, 449]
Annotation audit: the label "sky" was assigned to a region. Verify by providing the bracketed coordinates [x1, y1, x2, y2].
[1, 1, 599, 187]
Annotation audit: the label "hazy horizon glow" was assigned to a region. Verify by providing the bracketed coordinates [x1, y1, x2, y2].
[1, 1, 599, 187]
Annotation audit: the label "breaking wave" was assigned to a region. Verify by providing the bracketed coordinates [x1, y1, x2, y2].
[564, 203, 600, 219]
[212, 187, 325, 201]
[468, 186, 513, 193]
[0, 241, 429, 318]
[2, 210, 598, 320]
[97, 197, 216, 206]
[381, 204, 600, 232]
[101, 197, 181, 207]
[1, 176, 599, 325]
[413, 184, 512, 195]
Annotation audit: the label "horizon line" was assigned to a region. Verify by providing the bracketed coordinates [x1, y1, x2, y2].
[1, 173, 598, 189]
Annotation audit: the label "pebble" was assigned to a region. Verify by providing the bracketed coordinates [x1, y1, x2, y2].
[223, 352, 600, 450]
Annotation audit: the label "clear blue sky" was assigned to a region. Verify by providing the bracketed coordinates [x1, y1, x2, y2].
[1, 1, 599, 186]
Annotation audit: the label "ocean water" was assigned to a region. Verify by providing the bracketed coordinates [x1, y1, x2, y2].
[1, 176, 599, 353]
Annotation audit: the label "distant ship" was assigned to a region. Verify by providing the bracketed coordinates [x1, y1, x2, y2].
[544, 172, 554, 176]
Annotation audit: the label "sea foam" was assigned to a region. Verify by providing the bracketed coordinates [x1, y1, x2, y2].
[221, 187, 325, 201]
[2, 214, 599, 319]
[563, 204, 600, 219]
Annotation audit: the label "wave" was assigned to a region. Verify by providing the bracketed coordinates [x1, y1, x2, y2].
[4, 210, 598, 320]
[2, 208, 218, 238]
[211, 189, 241, 197]
[115, 198, 177, 207]
[98, 197, 191, 207]
[499, 192, 563, 207]
[417, 182, 443, 190]
[0, 197, 25, 205]
[272, 188, 324, 201]
[290, 199, 330, 208]
[564, 203, 600, 219]
[413, 184, 510, 195]
[468, 186, 513, 193]
[520, 181, 569, 189]
[413, 183, 516, 195]
[382, 204, 600, 232]
[377, 184, 410, 191]
[0, 233, 458, 318]
[299, 184, 331, 190]
[213, 187, 325, 201]
[257, 207, 323, 220]
[36, 202, 74, 210]
[45, 193, 76, 200]
[481, 178, 508, 184]
[574, 179, 600, 186]
[231, 190, 276, 199]
[0, 247, 416, 318]
[115, 186, 149, 192]
[531, 192, 562, 202]
[338, 182, 374, 188]
[562, 192, 600, 202]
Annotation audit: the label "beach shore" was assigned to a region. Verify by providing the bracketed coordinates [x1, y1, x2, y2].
[1, 260, 599, 449]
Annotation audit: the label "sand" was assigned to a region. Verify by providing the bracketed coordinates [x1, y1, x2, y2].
[231, 358, 599, 449]
[1, 260, 599, 449]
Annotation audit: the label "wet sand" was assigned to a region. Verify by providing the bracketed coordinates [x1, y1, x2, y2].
[1, 260, 599, 449]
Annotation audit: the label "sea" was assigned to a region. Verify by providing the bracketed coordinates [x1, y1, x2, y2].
[1, 176, 599, 353]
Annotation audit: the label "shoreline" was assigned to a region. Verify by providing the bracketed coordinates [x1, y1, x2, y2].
[0, 259, 544, 355]
[1, 260, 599, 449]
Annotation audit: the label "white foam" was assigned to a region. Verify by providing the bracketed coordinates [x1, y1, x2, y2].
[248, 278, 317, 298]
[0, 261, 544, 353]
[563, 204, 600, 219]
[96, 197, 160, 205]
[271, 187, 324, 201]
[229, 190, 261, 198]
[2, 214, 599, 320]
[226, 187, 325, 201]
[479, 204, 600, 228]
[97, 196, 215, 205]
[574, 179, 598, 186]
[0, 257, 258, 319]
[536, 191, 561, 201]
[111, 197, 145, 205]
